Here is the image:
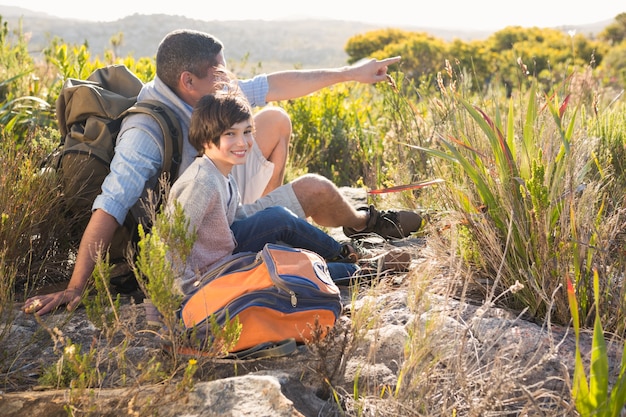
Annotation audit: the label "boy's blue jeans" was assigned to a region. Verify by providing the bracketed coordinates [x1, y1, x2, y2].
[230, 206, 358, 281]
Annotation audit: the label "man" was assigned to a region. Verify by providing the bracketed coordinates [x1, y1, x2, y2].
[23, 29, 421, 316]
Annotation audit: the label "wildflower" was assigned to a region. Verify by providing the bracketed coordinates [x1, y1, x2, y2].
[64, 344, 76, 358]
[510, 280, 524, 294]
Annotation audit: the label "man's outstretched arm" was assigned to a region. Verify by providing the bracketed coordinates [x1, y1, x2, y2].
[265, 56, 401, 102]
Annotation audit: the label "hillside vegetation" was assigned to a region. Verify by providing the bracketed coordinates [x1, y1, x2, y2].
[1, 8, 394, 72]
[2, 11, 626, 415]
[0, 6, 609, 74]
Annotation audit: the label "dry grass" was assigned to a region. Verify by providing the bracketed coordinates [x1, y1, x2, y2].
[381, 226, 577, 416]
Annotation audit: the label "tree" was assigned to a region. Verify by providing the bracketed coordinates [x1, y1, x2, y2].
[599, 13, 626, 46]
[445, 39, 495, 93]
[598, 43, 626, 88]
[345, 28, 412, 64]
[370, 32, 447, 86]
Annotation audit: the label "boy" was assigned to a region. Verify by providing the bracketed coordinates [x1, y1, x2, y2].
[168, 91, 362, 295]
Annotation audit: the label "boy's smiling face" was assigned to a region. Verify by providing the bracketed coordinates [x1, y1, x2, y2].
[204, 118, 254, 176]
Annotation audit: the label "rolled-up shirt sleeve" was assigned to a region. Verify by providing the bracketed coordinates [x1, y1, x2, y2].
[238, 74, 269, 108]
[93, 128, 162, 225]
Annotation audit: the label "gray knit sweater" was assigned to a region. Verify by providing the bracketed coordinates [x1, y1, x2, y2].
[167, 155, 247, 296]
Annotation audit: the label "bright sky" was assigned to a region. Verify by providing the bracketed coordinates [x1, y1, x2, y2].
[2, 1, 624, 31]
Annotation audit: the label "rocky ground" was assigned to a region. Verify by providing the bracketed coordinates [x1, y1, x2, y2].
[2, 242, 624, 416]
[1, 188, 624, 416]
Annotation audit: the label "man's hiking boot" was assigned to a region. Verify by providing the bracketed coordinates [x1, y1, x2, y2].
[343, 205, 424, 240]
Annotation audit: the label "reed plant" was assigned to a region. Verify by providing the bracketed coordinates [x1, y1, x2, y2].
[568, 270, 626, 416]
[403, 69, 626, 331]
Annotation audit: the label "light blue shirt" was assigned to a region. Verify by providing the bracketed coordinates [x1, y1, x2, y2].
[92, 74, 269, 226]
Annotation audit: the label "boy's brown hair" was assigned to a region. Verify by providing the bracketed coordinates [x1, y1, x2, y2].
[189, 90, 253, 153]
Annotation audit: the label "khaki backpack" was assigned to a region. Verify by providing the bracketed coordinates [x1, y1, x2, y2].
[53, 65, 183, 275]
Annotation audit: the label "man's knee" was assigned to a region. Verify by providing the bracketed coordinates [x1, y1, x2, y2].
[291, 174, 342, 215]
[253, 108, 292, 187]
[255, 105, 290, 118]
[254, 107, 292, 141]
[292, 174, 336, 198]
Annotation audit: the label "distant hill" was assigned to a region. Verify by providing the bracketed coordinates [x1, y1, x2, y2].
[0, 6, 613, 75]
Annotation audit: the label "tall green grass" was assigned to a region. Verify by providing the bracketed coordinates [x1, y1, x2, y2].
[393, 64, 626, 335]
[568, 270, 626, 416]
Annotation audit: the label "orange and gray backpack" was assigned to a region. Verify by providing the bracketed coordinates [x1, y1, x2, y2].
[178, 243, 343, 358]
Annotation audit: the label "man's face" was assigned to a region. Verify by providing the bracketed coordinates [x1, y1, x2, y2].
[190, 50, 228, 101]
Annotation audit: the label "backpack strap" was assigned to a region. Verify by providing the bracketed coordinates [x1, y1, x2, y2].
[120, 100, 184, 246]
[226, 338, 298, 360]
[163, 338, 298, 360]
[125, 100, 184, 182]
